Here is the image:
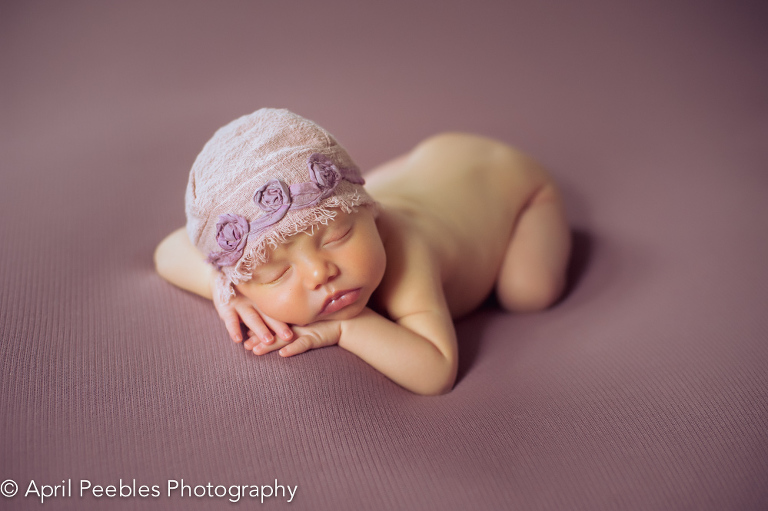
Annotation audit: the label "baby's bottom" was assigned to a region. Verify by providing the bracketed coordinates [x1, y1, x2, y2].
[496, 183, 571, 312]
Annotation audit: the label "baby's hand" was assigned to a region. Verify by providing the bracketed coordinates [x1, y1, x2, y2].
[244, 320, 342, 358]
[212, 287, 293, 346]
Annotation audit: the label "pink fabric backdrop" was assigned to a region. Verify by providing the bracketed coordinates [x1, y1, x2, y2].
[1, 1, 766, 509]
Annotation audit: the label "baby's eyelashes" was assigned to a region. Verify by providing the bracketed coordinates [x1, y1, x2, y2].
[258, 266, 290, 285]
[323, 226, 353, 247]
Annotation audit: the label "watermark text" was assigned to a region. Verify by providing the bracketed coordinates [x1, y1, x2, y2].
[1, 478, 297, 504]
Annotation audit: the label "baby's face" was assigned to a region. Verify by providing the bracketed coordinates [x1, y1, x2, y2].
[236, 208, 386, 326]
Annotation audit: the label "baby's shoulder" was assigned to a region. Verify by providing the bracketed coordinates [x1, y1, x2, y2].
[376, 206, 443, 271]
[372, 207, 449, 319]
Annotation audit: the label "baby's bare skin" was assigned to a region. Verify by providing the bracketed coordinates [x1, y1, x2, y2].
[366, 133, 569, 319]
[155, 133, 570, 395]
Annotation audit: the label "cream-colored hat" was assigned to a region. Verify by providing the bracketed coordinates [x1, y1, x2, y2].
[185, 108, 376, 303]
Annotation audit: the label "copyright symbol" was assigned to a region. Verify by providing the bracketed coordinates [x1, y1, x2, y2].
[1, 479, 18, 497]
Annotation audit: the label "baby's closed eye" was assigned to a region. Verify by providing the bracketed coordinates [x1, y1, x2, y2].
[323, 225, 353, 247]
[259, 266, 290, 285]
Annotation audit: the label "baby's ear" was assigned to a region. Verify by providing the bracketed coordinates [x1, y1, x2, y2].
[367, 202, 383, 220]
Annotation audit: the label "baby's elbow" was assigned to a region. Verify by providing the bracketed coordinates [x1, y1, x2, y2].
[153, 238, 173, 281]
[427, 379, 455, 396]
[418, 376, 455, 396]
[415, 359, 457, 396]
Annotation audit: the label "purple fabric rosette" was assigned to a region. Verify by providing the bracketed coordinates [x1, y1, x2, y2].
[206, 153, 366, 270]
[206, 213, 250, 269]
[250, 179, 292, 232]
[308, 153, 341, 194]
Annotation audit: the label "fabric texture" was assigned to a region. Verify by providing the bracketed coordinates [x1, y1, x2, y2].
[1, 1, 767, 510]
[186, 108, 375, 302]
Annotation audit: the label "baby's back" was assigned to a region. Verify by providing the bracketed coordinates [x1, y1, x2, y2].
[365, 133, 551, 317]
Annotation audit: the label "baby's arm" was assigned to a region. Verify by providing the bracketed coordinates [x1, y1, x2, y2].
[340, 238, 458, 394]
[247, 306, 457, 395]
[154, 228, 215, 299]
[339, 304, 457, 395]
[154, 228, 293, 344]
[267, 304, 457, 395]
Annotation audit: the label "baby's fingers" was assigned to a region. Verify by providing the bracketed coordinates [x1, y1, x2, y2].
[260, 315, 294, 343]
[218, 307, 244, 343]
[245, 332, 292, 355]
[237, 307, 277, 345]
[278, 335, 317, 357]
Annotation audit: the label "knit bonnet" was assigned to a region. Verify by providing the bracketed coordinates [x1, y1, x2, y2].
[185, 108, 376, 303]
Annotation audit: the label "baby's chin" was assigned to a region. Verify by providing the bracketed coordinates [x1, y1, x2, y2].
[288, 300, 367, 327]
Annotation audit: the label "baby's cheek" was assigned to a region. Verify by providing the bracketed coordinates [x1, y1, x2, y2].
[356, 239, 386, 286]
[259, 287, 311, 325]
[238, 285, 281, 318]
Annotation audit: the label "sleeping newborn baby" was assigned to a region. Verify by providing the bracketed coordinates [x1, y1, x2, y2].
[155, 108, 571, 395]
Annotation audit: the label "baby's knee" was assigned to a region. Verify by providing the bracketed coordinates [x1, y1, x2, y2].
[497, 270, 566, 313]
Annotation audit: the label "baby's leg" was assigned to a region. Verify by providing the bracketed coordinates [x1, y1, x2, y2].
[496, 184, 571, 312]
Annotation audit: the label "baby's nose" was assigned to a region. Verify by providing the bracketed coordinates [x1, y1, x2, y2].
[303, 258, 339, 289]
